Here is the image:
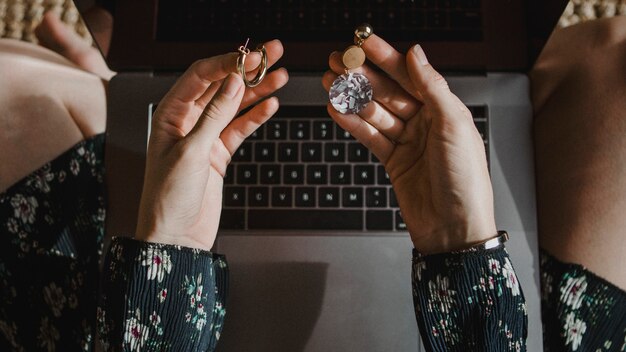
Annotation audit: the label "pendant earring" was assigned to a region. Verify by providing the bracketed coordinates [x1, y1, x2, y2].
[237, 38, 268, 88]
[329, 24, 374, 114]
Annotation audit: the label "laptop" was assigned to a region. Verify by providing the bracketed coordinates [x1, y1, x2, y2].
[80, 0, 567, 350]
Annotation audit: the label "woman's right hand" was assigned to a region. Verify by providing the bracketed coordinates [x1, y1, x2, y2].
[323, 36, 496, 254]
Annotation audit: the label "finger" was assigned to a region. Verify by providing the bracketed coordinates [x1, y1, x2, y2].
[327, 51, 420, 119]
[209, 141, 233, 177]
[323, 70, 407, 142]
[167, 39, 284, 104]
[187, 73, 244, 147]
[360, 34, 416, 97]
[242, 39, 284, 81]
[326, 104, 395, 163]
[405, 45, 459, 113]
[239, 68, 289, 111]
[220, 97, 280, 157]
[196, 67, 288, 113]
[35, 11, 115, 80]
[193, 41, 286, 109]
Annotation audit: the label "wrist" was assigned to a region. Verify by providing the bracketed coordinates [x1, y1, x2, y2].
[135, 220, 216, 252]
[414, 231, 508, 258]
[135, 231, 215, 251]
[410, 219, 497, 255]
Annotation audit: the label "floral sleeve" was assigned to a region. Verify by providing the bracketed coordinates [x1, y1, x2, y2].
[412, 247, 528, 352]
[97, 237, 228, 352]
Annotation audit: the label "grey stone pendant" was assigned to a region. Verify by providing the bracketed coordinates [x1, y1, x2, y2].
[329, 72, 373, 114]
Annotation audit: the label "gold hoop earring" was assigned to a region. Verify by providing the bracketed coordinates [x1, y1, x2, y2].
[237, 38, 268, 88]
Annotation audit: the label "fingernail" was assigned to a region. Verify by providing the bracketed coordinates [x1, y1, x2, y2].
[222, 73, 242, 98]
[413, 45, 429, 66]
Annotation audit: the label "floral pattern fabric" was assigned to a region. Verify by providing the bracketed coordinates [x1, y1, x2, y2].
[97, 237, 228, 352]
[0, 134, 105, 351]
[0, 135, 228, 351]
[540, 250, 626, 352]
[1, 133, 624, 352]
[412, 247, 528, 351]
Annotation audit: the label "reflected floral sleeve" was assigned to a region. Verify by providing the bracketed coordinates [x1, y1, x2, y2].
[97, 237, 228, 352]
[412, 247, 528, 352]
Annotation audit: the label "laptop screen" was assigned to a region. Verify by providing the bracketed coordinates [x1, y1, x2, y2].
[155, 0, 484, 43]
[77, 0, 566, 72]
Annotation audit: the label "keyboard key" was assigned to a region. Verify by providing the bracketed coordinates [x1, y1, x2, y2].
[224, 164, 235, 185]
[319, 187, 340, 207]
[366, 210, 393, 230]
[342, 187, 363, 207]
[224, 187, 246, 207]
[348, 143, 369, 162]
[426, 10, 448, 28]
[284, 165, 305, 184]
[295, 187, 316, 207]
[260, 165, 281, 184]
[330, 165, 352, 184]
[255, 143, 275, 162]
[232, 142, 252, 162]
[338, 10, 354, 27]
[313, 120, 334, 140]
[248, 187, 269, 207]
[302, 143, 322, 162]
[355, 165, 376, 185]
[377, 166, 391, 185]
[278, 143, 299, 162]
[219, 209, 245, 230]
[384, 10, 401, 28]
[248, 210, 363, 230]
[272, 187, 293, 207]
[325, 143, 345, 162]
[459, 0, 481, 9]
[366, 188, 388, 207]
[405, 9, 425, 28]
[290, 120, 310, 140]
[267, 121, 287, 140]
[395, 210, 407, 231]
[450, 10, 482, 28]
[307, 165, 328, 184]
[248, 126, 264, 140]
[336, 126, 353, 140]
[236, 164, 258, 184]
[246, 8, 264, 27]
[293, 9, 311, 28]
[390, 189, 399, 207]
[312, 9, 332, 29]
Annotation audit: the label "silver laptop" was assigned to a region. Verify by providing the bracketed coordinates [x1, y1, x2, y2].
[84, 1, 567, 350]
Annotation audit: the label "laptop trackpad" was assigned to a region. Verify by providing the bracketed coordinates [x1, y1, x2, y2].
[216, 235, 421, 351]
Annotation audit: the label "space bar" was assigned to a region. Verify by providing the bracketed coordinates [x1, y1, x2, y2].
[248, 210, 363, 230]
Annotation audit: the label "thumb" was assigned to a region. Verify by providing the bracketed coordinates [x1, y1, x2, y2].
[406, 45, 454, 108]
[187, 73, 244, 147]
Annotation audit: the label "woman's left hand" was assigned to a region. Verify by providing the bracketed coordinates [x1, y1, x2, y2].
[135, 40, 288, 250]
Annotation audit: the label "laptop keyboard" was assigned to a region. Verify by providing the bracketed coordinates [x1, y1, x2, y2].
[156, 0, 483, 42]
[219, 105, 488, 231]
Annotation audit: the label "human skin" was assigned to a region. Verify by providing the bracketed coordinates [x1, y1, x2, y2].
[531, 16, 626, 290]
[135, 40, 290, 251]
[0, 38, 107, 192]
[322, 35, 497, 254]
